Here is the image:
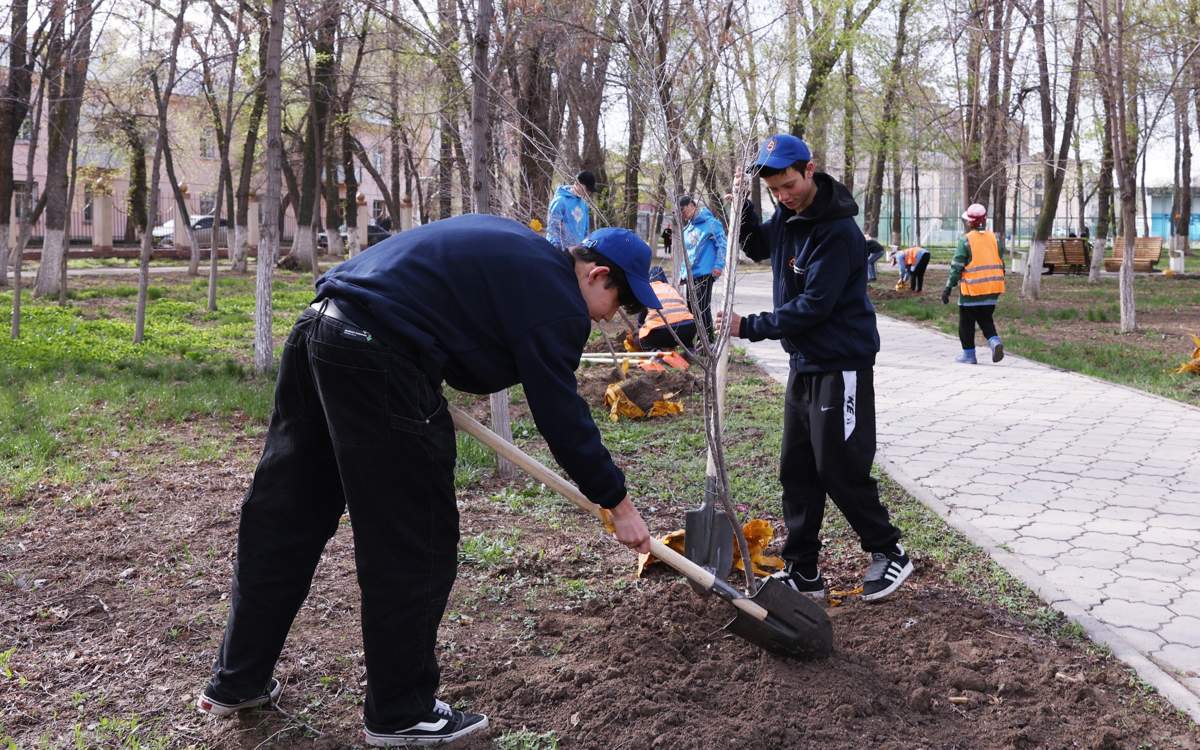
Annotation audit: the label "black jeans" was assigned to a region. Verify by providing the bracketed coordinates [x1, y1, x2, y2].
[779, 368, 900, 571]
[910, 255, 930, 291]
[685, 273, 715, 341]
[958, 304, 998, 349]
[206, 306, 459, 732]
[640, 321, 696, 351]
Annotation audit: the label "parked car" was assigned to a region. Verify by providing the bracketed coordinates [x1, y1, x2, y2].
[317, 221, 392, 251]
[151, 215, 229, 248]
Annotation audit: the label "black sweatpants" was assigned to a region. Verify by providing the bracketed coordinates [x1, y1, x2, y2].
[779, 368, 901, 572]
[640, 320, 696, 351]
[958, 304, 998, 349]
[909, 254, 930, 291]
[206, 306, 459, 733]
[685, 273, 715, 341]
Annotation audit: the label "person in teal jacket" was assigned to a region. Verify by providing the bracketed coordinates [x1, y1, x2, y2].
[677, 195, 727, 339]
[545, 170, 596, 250]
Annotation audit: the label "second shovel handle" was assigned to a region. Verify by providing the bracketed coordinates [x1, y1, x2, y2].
[449, 404, 769, 622]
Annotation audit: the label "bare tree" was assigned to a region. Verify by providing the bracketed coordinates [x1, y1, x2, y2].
[863, 0, 914, 238]
[0, 0, 42, 289]
[256, 0, 286, 374]
[34, 0, 93, 298]
[1021, 0, 1084, 299]
[1092, 0, 1138, 331]
[135, 0, 190, 343]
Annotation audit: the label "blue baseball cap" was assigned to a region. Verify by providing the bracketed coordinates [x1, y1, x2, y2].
[750, 133, 812, 171]
[581, 228, 662, 309]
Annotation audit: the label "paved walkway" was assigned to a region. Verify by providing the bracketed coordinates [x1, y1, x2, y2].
[730, 271, 1200, 722]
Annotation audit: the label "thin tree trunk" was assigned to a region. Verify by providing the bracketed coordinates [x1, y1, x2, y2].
[1021, 0, 1084, 299]
[35, 0, 93, 298]
[256, 0, 285, 374]
[864, 0, 912, 237]
[0, 0, 33, 290]
[234, 21, 269, 273]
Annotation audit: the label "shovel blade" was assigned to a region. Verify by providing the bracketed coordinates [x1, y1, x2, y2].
[725, 578, 833, 659]
[684, 477, 735, 584]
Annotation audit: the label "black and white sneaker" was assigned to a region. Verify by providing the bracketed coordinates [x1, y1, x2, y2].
[768, 563, 826, 602]
[364, 699, 489, 747]
[861, 544, 913, 602]
[196, 678, 282, 717]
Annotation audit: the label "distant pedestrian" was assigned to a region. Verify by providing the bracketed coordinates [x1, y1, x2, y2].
[676, 195, 727, 340]
[864, 234, 886, 282]
[942, 203, 1005, 364]
[894, 245, 931, 291]
[545, 170, 596, 250]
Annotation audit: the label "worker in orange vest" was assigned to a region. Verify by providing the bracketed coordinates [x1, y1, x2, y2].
[893, 245, 931, 291]
[628, 267, 696, 351]
[942, 203, 1005, 364]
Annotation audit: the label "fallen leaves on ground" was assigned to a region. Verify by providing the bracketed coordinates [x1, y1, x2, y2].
[1174, 334, 1200, 374]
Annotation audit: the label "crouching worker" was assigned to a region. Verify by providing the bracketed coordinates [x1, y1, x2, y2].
[894, 245, 931, 291]
[195, 215, 658, 748]
[627, 267, 697, 352]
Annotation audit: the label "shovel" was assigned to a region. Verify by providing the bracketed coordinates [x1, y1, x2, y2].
[450, 405, 833, 659]
[684, 276, 736, 584]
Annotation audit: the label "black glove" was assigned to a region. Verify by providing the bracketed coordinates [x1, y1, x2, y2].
[941, 287, 951, 305]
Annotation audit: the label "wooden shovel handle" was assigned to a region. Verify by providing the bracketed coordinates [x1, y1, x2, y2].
[449, 405, 769, 622]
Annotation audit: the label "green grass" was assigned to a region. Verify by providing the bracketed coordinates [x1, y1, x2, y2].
[0, 273, 314, 501]
[871, 272, 1200, 407]
[459, 532, 520, 568]
[495, 729, 560, 750]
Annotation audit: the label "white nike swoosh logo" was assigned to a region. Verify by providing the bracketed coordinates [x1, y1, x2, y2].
[820, 406, 835, 412]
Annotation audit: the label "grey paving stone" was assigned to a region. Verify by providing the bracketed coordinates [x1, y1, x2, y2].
[1053, 498, 1104, 514]
[1123, 558, 1193, 582]
[1135, 543, 1198, 564]
[1009, 537, 1073, 557]
[946, 493, 999, 511]
[1155, 644, 1200, 674]
[1106, 506, 1156, 522]
[1157, 500, 1200, 517]
[1110, 625, 1167, 653]
[974, 514, 1033, 531]
[1160, 616, 1200, 648]
[1140, 527, 1200, 547]
[1083, 517, 1148, 536]
[1021, 521, 1084, 541]
[1035, 508, 1097, 526]
[1064, 547, 1130, 568]
[1148, 514, 1200, 530]
[1102, 578, 1182, 606]
[1170, 592, 1200, 619]
[1091, 599, 1174, 630]
[1072, 531, 1139, 552]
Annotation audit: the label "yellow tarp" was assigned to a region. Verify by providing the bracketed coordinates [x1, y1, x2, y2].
[1175, 334, 1200, 375]
[604, 382, 683, 422]
[635, 518, 785, 577]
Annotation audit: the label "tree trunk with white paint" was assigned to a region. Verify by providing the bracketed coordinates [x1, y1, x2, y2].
[256, 0, 285, 374]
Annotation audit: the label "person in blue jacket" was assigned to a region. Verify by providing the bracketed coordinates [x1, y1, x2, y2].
[545, 170, 596, 249]
[717, 134, 911, 606]
[676, 195, 727, 340]
[196, 216, 657, 748]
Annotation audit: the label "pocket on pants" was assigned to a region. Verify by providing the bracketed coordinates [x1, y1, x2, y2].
[310, 354, 389, 446]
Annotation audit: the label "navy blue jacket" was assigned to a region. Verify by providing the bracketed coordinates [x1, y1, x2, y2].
[315, 214, 626, 508]
[737, 173, 880, 373]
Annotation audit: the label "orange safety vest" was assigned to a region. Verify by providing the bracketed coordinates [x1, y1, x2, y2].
[903, 246, 921, 267]
[960, 231, 1005, 296]
[637, 281, 693, 341]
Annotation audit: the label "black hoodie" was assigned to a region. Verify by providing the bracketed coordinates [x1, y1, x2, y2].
[737, 172, 880, 373]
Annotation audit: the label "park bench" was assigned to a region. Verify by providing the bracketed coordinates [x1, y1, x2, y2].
[1104, 236, 1164, 272]
[1042, 238, 1090, 275]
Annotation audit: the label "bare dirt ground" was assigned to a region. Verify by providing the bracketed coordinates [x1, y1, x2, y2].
[3, 366, 1199, 748]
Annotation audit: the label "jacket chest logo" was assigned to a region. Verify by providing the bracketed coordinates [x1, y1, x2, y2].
[571, 206, 584, 223]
